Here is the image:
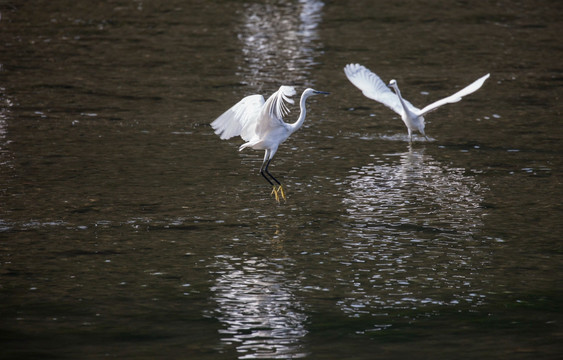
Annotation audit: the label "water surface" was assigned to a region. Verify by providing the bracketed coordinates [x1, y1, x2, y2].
[1, 0, 562, 359]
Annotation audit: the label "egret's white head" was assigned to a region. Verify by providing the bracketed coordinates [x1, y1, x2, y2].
[302, 88, 330, 98]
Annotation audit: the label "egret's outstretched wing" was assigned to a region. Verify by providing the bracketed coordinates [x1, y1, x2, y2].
[417, 73, 490, 116]
[344, 63, 419, 115]
[211, 94, 264, 141]
[255, 85, 296, 137]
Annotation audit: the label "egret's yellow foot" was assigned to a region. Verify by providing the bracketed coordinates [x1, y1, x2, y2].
[271, 185, 280, 203]
[277, 185, 286, 202]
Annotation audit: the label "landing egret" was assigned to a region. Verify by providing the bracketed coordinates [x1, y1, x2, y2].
[344, 63, 490, 142]
[211, 86, 329, 202]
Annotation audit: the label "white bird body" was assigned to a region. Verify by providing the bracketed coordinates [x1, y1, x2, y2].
[390, 83, 425, 136]
[211, 86, 329, 201]
[344, 63, 490, 141]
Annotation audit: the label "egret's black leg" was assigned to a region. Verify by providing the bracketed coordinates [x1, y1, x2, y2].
[260, 153, 274, 185]
[260, 157, 280, 202]
[261, 158, 285, 202]
[260, 169, 274, 185]
[264, 159, 282, 186]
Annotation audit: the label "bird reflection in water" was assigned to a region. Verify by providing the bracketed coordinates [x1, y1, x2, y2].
[210, 255, 308, 359]
[345, 145, 485, 235]
[339, 145, 490, 317]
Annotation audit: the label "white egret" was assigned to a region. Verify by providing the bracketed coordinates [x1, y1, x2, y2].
[344, 63, 490, 142]
[211, 86, 329, 202]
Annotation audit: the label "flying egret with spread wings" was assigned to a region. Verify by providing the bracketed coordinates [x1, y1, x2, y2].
[211, 86, 329, 202]
[344, 63, 490, 142]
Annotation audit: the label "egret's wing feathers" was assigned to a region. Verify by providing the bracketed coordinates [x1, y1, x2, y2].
[344, 63, 419, 115]
[211, 94, 264, 141]
[418, 73, 490, 116]
[268, 85, 296, 120]
[256, 85, 296, 137]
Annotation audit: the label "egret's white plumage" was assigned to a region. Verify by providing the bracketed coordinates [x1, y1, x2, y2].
[211, 86, 329, 202]
[344, 63, 490, 141]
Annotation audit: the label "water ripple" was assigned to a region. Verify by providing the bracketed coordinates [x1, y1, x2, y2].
[338, 146, 490, 317]
[210, 255, 308, 359]
[236, 0, 324, 87]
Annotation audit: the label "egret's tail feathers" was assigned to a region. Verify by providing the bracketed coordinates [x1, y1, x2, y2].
[239, 140, 259, 151]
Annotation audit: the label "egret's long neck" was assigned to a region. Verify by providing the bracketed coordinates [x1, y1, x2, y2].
[288, 93, 309, 134]
[393, 86, 409, 113]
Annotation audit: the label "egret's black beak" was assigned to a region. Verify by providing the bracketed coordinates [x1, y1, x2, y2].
[314, 91, 330, 95]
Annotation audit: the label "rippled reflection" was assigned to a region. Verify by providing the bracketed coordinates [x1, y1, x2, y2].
[339, 145, 489, 317]
[237, 0, 324, 86]
[345, 145, 485, 234]
[208, 2, 324, 357]
[210, 255, 308, 359]
[0, 87, 12, 157]
[0, 88, 13, 231]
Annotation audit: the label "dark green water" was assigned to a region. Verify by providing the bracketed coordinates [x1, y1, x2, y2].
[1, 0, 562, 359]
